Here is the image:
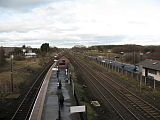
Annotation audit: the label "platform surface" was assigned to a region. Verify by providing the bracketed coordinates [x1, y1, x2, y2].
[41, 69, 80, 120]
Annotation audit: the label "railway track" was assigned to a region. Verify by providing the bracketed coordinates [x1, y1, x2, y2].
[10, 61, 54, 120]
[70, 55, 160, 120]
[87, 59, 160, 119]
[97, 71, 160, 119]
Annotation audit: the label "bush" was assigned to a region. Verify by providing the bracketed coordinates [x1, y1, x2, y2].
[0, 47, 6, 67]
[14, 55, 25, 61]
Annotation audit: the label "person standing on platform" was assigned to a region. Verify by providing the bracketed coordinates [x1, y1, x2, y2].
[59, 93, 64, 107]
[57, 70, 59, 78]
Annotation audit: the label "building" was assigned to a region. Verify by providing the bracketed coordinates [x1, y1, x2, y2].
[138, 59, 160, 81]
[25, 52, 37, 58]
[24, 49, 37, 58]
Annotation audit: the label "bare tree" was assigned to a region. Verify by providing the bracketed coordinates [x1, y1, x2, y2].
[0, 47, 6, 67]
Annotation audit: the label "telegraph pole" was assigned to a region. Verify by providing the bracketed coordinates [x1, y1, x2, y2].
[10, 54, 14, 93]
[139, 65, 142, 94]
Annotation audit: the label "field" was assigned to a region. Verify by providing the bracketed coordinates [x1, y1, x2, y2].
[86, 50, 120, 59]
[0, 58, 42, 95]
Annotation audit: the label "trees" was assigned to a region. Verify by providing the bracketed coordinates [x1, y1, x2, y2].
[0, 47, 6, 66]
[13, 47, 24, 61]
[40, 43, 50, 53]
[14, 47, 23, 55]
[50, 47, 59, 52]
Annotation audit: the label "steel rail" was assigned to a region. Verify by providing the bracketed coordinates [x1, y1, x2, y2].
[10, 61, 53, 120]
[72, 57, 139, 120]
[84, 57, 160, 120]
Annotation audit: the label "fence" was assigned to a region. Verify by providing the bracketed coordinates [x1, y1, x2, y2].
[90, 58, 159, 90]
[70, 76, 86, 120]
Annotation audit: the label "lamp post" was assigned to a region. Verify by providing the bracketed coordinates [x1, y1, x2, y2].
[10, 54, 14, 93]
[108, 49, 111, 71]
[22, 48, 26, 57]
[120, 52, 124, 74]
[120, 52, 124, 62]
[140, 52, 143, 62]
[108, 49, 111, 59]
[139, 65, 142, 94]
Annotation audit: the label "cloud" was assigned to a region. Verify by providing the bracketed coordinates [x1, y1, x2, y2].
[0, 0, 160, 47]
[0, 1, 77, 33]
[0, 0, 52, 9]
[0, 31, 126, 48]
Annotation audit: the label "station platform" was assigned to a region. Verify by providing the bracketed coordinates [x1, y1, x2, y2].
[29, 62, 80, 120]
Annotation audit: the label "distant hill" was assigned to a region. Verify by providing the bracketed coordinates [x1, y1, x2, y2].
[88, 44, 160, 61]
[89, 44, 160, 53]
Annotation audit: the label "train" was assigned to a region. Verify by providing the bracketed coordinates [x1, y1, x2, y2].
[58, 56, 69, 69]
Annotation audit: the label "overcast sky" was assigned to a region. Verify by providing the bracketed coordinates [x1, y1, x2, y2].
[0, 0, 160, 48]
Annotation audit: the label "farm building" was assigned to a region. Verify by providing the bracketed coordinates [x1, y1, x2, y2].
[138, 59, 160, 81]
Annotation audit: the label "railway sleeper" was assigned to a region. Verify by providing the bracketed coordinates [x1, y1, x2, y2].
[133, 100, 143, 103]
[144, 108, 156, 111]
[153, 115, 160, 118]
[147, 110, 159, 113]
[77, 58, 160, 120]
[130, 102, 135, 105]
[149, 113, 160, 117]
[141, 106, 152, 109]
[143, 113, 149, 116]
[137, 104, 148, 107]
[136, 106, 154, 113]
[151, 112, 160, 115]
[146, 115, 152, 118]
[136, 102, 151, 108]
[137, 108, 160, 119]
[132, 104, 137, 107]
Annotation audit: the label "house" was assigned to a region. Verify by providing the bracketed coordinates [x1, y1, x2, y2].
[25, 49, 37, 58]
[138, 59, 160, 81]
[25, 53, 37, 58]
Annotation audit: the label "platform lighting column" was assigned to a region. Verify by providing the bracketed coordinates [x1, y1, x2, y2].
[139, 52, 143, 62]
[112, 61, 114, 71]
[153, 79, 156, 91]
[105, 61, 107, 68]
[22, 48, 26, 56]
[140, 52, 146, 85]
[139, 65, 142, 94]
[144, 77, 146, 86]
[120, 52, 124, 74]
[22, 48, 27, 67]
[105, 58, 108, 70]
[108, 50, 111, 71]
[140, 73, 142, 93]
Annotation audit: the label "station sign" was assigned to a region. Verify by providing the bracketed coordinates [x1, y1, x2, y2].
[70, 105, 86, 113]
[52, 68, 58, 71]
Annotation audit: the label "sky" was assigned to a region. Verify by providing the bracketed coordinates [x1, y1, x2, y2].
[0, 0, 160, 48]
